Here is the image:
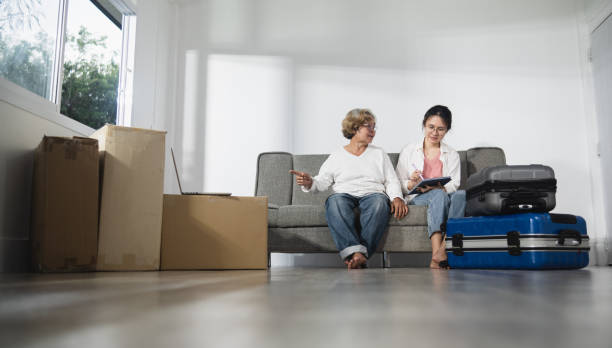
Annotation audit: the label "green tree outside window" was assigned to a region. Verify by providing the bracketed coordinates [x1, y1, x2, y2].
[60, 26, 119, 129]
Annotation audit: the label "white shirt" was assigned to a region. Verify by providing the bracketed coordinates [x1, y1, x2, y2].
[303, 145, 403, 202]
[396, 139, 461, 201]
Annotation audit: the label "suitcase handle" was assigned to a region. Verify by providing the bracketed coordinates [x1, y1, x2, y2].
[550, 214, 578, 225]
[557, 230, 582, 246]
[502, 199, 547, 213]
[507, 231, 521, 256]
[451, 234, 464, 256]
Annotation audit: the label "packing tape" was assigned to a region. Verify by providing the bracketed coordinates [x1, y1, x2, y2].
[66, 138, 88, 160]
[39, 136, 78, 160]
[65, 145, 77, 160]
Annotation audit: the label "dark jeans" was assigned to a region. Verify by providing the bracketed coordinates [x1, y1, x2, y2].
[325, 193, 390, 260]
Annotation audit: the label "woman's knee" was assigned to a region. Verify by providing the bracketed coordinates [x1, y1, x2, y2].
[365, 194, 390, 214]
[326, 194, 350, 212]
[429, 189, 450, 204]
[451, 190, 466, 202]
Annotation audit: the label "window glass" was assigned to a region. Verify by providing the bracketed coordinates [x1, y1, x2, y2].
[61, 0, 122, 129]
[0, 0, 61, 99]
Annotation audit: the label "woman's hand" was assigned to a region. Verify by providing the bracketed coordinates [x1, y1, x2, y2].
[417, 182, 446, 193]
[390, 197, 408, 219]
[289, 170, 313, 189]
[407, 170, 423, 190]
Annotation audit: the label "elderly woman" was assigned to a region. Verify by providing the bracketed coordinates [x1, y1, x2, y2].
[396, 105, 466, 269]
[290, 109, 408, 269]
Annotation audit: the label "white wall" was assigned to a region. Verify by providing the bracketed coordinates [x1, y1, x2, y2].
[204, 54, 293, 194]
[130, 0, 609, 264]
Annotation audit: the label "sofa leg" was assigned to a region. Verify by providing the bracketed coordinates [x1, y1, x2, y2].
[268, 252, 271, 268]
[382, 252, 388, 268]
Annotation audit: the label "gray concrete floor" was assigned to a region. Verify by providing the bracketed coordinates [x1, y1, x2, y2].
[1, 267, 611, 348]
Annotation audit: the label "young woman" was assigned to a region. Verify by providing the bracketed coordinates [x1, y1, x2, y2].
[396, 105, 466, 269]
[290, 108, 408, 269]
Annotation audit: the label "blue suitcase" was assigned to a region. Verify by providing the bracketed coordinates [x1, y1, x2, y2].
[443, 213, 589, 269]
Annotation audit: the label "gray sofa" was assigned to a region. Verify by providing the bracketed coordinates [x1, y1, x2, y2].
[255, 147, 505, 259]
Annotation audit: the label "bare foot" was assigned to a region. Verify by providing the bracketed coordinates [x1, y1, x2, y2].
[432, 235, 448, 263]
[432, 246, 447, 263]
[348, 252, 367, 269]
[431, 242, 449, 269]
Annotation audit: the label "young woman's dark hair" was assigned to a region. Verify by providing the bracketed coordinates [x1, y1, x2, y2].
[422, 105, 452, 131]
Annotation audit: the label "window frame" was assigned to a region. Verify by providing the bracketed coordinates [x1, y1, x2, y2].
[0, 0, 136, 135]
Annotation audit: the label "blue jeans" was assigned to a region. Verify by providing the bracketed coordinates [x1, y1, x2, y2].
[409, 189, 466, 238]
[325, 193, 390, 260]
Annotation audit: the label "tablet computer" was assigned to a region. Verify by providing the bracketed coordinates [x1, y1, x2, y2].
[408, 176, 451, 195]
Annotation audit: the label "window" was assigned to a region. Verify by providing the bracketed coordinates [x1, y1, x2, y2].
[0, 0, 135, 131]
[0, 0, 61, 100]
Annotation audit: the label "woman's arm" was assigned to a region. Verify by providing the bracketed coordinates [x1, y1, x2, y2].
[397, 145, 424, 192]
[301, 155, 335, 193]
[383, 151, 404, 201]
[383, 151, 408, 219]
[289, 170, 313, 189]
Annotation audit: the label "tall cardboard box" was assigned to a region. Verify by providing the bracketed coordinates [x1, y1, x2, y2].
[30, 136, 99, 272]
[161, 195, 268, 270]
[91, 125, 166, 271]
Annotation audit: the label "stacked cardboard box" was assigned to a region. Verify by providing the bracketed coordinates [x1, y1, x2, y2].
[30, 136, 99, 272]
[30, 126, 268, 272]
[91, 125, 166, 271]
[161, 195, 268, 270]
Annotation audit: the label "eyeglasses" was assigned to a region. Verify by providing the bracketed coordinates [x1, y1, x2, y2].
[361, 123, 377, 131]
[426, 124, 447, 134]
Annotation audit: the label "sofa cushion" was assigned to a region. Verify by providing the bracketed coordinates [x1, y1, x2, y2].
[381, 226, 431, 252]
[267, 206, 279, 227]
[388, 205, 428, 226]
[277, 205, 328, 227]
[269, 227, 338, 252]
[271, 204, 428, 228]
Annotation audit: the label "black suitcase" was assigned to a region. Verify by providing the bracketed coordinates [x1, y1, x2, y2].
[465, 164, 556, 216]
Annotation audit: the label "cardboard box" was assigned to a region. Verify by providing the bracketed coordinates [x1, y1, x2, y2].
[30, 136, 99, 272]
[161, 195, 268, 270]
[91, 125, 166, 271]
